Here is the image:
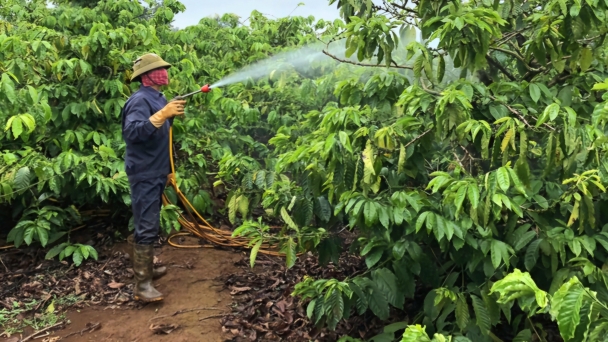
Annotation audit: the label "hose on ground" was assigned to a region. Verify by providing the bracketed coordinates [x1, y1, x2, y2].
[163, 127, 288, 256]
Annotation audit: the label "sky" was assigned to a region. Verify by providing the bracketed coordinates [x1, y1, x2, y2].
[172, 0, 341, 28]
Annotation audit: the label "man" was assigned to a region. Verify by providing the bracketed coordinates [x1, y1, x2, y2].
[121, 53, 186, 302]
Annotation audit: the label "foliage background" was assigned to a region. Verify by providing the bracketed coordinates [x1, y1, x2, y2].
[3, 0, 608, 340]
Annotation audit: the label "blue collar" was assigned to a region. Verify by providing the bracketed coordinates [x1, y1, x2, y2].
[140, 85, 164, 98]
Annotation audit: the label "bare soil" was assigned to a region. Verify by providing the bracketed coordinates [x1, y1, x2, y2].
[1, 240, 242, 342]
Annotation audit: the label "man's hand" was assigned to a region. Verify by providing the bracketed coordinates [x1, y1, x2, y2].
[150, 100, 186, 128]
[160, 100, 186, 118]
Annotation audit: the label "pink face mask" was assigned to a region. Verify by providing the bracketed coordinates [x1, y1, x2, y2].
[142, 68, 169, 86]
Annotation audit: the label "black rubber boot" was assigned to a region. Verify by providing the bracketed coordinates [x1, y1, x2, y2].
[132, 243, 164, 302]
[127, 234, 166, 279]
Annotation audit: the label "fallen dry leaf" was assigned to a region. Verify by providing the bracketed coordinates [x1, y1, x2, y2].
[230, 286, 251, 295]
[149, 323, 179, 335]
[42, 337, 61, 342]
[107, 281, 125, 289]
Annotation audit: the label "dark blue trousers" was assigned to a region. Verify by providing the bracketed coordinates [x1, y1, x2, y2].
[130, 176, 167, 245]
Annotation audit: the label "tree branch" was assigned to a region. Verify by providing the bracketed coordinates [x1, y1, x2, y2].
[419, 78, 441, 96]
[405, 128, 433, 148]
[322, 50, 412, 70]
[489, 95, 556, 131]
[490, 46, 540, 72]
[486, 55, 516, 81]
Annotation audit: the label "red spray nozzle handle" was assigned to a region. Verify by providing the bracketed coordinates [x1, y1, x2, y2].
[172, 84, 212, 101]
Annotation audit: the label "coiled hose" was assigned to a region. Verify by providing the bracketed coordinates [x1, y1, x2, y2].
[164, 127, 287, 256]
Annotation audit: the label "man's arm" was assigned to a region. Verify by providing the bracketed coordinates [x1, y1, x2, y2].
[122, 98, 160, 144]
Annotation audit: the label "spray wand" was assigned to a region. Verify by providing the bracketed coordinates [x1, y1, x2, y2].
[172, 84, 212, 101]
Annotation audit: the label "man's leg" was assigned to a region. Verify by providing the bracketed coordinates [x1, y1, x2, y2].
[130, 177, 166, 302]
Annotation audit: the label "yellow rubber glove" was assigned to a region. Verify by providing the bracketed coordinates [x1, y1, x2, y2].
[149, 100, 186, 128]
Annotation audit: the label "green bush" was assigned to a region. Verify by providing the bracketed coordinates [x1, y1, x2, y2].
[3, 0, 608, 340]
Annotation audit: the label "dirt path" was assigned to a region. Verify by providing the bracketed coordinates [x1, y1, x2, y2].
[31, 243, 241, 342]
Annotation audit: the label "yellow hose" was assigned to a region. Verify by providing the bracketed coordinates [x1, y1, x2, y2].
[163, 127, 288, 256]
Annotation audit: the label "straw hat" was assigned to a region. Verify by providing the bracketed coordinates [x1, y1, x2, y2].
[130, 53, 172, 82]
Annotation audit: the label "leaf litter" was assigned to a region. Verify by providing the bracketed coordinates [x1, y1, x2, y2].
[219, 248, 410, 341]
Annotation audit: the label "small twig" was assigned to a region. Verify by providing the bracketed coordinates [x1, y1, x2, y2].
[20, 321, 66, 342]
[149, 307, 222, 322]
[405, 128, 433, 148]
[189, 278, 216, 284]
[527, 317, 545, 342]
[0, 255, 8, 272]
[452, 151, 465, 170]
[488, 95, 536, 129]
[199, 313, 228, 321]
[62, 322, 101, 339]
[419, 78, 441, 96]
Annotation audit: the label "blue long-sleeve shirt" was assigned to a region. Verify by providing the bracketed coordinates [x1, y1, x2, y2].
[121, 85, 172, 184]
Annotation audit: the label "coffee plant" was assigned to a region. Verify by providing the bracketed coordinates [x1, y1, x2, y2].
[269, 0, 608, 340]
[0, 0, 332, 261]
[3, 0, 608, 340]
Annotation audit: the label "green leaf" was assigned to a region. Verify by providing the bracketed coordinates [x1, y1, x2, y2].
[471, 294, 492, 336]
[398, 143, 406, 174]
[514, 232, 537, 252]
[491, 240, 504, 269]
[14, 166, 31, 190]
[529, 84, 541, 103]
[2, 73, 16, 104]
[28, 85, 39, 103]
[401, 325, 432, 341]
[339, 131, 353, 153]
[373, 268, 402, 309]
[513, 329, 532, 342]
[281, 207, 298, 230]
[238, 195, 249, 219]
[392, 240, 407, 260]
[525, 239, 541, 271]
[589, 320, 608, 341]
[454, 185, 467, 218]
[284, 237, 297, 269]
[369, 282, 390, 320]
[316, 196, 331, 222]
[11, 116, 23, 139]
[87, 246, 98, 260]
[364, 201, 378, 226]
[580, 48, 593, 72]
[413, 54, 424, 77]
[366, 248, 383, 268]
[228, 194, 238, 224]
[508, 167, 526, 196]
[416, 211, 430, 232]
[378, 205, 390, 229]
[496, 167, 510, 193]
[537, 103, 559, 127]
[467, 183, 480, 209]
[551, 277, 586, 340]
[250, 239, 262, 268]
[37, 226, 49, 247]
[437, 55, 446, 82]
[72, 249, 83, 266]
[456, 294, 470, 332]
[45, 243, 68, 260]
[307, 299, 316, 318]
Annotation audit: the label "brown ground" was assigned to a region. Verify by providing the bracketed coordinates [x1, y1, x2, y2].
[2, 243, 243, 342]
